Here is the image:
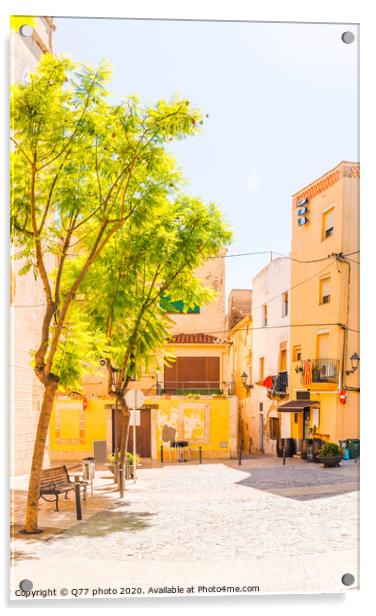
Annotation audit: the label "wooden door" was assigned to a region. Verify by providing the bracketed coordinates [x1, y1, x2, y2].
[112, 408, 152, 458]
[127, 409, 152, 458]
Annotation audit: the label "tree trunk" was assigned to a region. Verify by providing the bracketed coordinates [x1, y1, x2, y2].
[22, 376, 59, 533]
[118, 394, 130, 466]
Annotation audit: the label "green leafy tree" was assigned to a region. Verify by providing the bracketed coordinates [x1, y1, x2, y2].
[75, 196, 231, 467]
[11, 53, 206, 532]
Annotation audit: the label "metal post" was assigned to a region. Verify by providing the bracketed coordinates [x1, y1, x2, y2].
[114, 395, 119, 482]
[119, 464, 124, 498]
[74, 476, 82, 520]
[238, 445, 242, 465]
[160, 444, 164, 463]
[114, 448, 119, 484]
[199, 446, 202, 464]
[90, 461, 94, 494]
[133, 408, 137, 483]
[283, 439, 287, 466]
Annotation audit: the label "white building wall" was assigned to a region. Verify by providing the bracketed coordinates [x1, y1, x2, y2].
[11, 18, 55, 475]
[250, 257, 291, 454]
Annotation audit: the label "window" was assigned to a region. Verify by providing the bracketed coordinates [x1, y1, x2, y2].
[316, 332, 330, 359]
[269, 417, 280, 440]
[163, 357, 220, 394]
[279, 349, 287, 372]
[319, 276, 331, 305]
[282, 292, 288, 317]
[294, 412, 298, 424]
[259, 357, 265, 382]
[262, 304, 268, 327]
[312, 408, 320, 429]
[292, 345, 302, 362]
[322, 208, 334, 240]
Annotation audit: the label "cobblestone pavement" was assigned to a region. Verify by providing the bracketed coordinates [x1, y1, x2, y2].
[11, 460, 359, 596]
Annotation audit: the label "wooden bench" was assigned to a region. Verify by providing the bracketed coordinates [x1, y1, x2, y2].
[40, 465, 87, 512]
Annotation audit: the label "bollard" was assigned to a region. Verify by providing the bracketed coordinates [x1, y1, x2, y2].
[125, 458, 131, 480]
[199, 446, 202, 464]
[283, 440, 287, 466]
[74, 476, 82, 520]
[160, 444, 164, 463]
[119, 464, 125, 498]
[238, 446, 242, 465]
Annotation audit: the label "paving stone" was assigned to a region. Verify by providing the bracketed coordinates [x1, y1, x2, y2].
[11, 460, 359, 596]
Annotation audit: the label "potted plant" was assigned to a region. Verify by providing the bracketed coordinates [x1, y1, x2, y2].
[309, 425, 324, 462]
[106, 452, 139, 478]
[318, 442, 343, 467]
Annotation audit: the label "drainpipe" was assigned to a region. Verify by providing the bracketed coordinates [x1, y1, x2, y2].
[339, 257, 351, 390]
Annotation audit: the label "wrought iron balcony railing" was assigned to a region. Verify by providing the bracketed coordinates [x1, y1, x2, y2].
[156, 380, 236, 396]
[298, 358, 340, 384]
[267, 371, 288, 397]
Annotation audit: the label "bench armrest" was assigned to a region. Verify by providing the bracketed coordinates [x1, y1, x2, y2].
[40, 481, 56, 492]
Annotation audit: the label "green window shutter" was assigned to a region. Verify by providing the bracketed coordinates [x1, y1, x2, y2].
[160, 294, 200, 314]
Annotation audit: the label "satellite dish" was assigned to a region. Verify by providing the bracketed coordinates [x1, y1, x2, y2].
[297, 216, 309, 226]
[297, 206, 308, 215]
[296, 197, 308, 207]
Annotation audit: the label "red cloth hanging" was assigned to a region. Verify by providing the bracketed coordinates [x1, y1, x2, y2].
[262, 375, 273, 388]
[303, 360, 312, 386]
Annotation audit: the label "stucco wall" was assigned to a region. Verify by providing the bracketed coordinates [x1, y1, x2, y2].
[169, 256, 226, 338]
[49, 396, 237, 461]
[11, 17, 55, 475]
[249, 257, 291, 454]
[289, 162, 359, 442]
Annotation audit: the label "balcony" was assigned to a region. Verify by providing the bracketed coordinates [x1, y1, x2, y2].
[268, 371, 288, 398]
[156, 380, 236, 396]
[297, 358, 340, 384]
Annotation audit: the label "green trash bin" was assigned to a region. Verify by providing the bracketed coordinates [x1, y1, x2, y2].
[346, 438, 360, 459]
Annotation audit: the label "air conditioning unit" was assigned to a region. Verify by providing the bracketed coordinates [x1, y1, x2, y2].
[320, 360, 336, 379]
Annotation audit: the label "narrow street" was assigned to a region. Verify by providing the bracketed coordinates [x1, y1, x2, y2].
[12, 459, 359, 596]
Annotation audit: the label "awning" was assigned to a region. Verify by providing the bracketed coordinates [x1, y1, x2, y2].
[278, 400, 320, 412]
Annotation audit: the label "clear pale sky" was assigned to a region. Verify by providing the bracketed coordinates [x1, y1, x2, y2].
[54, 18, 358, 297]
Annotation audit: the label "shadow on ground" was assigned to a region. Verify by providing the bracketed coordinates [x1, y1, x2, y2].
[236, 462, 360, 500]
[11, 549, 39, 562]
[57, 510, 154, 538]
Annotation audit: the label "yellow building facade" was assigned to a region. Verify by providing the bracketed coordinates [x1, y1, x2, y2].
[227, 314, 253, 453]
[49, 395, 238, 462]
[287, 161, 359, 447]
[49, 253, 239, 463]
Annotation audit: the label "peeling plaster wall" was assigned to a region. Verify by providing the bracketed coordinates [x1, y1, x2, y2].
[154, 397, 234, 459]
[227, 289, 252, 329]
[169, 257, 226, 338]
[49, 397, 237, 461]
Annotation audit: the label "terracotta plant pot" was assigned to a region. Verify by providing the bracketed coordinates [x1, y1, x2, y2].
[318, 456, 342, 468]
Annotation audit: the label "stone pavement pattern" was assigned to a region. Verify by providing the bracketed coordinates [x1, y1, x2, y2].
[11, 460, 359, 596]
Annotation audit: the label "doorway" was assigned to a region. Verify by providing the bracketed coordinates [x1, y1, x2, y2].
[303, 409, 311, 439]
[112, 407, 152, 458]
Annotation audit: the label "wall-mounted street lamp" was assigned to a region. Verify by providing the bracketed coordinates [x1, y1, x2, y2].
[241, 371, 253, 391]
[346, 352, 360, 375]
